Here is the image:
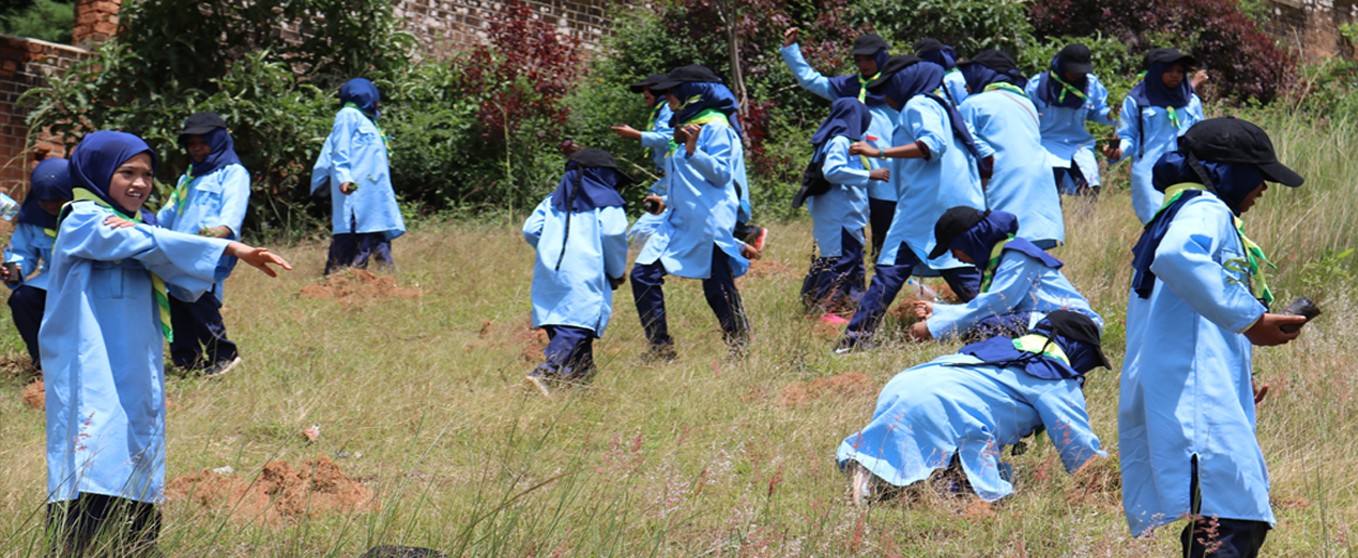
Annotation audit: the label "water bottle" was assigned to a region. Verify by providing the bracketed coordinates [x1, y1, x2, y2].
[0, 193, 18, 221]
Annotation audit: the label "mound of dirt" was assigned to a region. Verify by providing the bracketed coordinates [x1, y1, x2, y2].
[298, 268, 421, 306]
[21, 379, 43, 410]
[779, 372, 876, 408]
[165, 455, 374, 525]
[744, 259, 796, 279]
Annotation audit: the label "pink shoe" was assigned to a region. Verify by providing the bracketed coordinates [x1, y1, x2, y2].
[819, 313, 850, 325]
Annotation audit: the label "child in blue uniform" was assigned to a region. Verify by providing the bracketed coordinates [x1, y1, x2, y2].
[41, 131, 291, 555]
[311, 77, 407, 273]
[156, 112, 250, 376]
[957, 50, 1065, 249]
[611, 73, 674, 246]
[523, 148, 633, 395]
[908, 207, 1100, 342]
[835, 55, 986, 352]
[838, 311, 1110, 506]
[1103, 48, 1205, 224]
[796, 98, 888, 318]
[632, 65, 756, 359]
[1120, 118, 1307, 557]
[1025, 43, 1114, 197]
[780, 28, 897, 255]
[915, 38, 969, 106]
[3, 158, 73, 372]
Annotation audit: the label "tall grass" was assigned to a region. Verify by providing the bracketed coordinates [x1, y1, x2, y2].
[0, 111, 1354, 556]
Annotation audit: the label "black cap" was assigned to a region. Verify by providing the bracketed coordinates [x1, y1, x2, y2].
[1178, 117, 1304, 187]
[928, 206, 987, 259]
[568, 147, 638, 186]
[629, 73, 667, 94]
[864, 55, 922, 91]
[1143, 47, 1197, 70]
[851, 34, 890, 56]
[957, 49, 1020, 75]
[1041, 310, 1112, 371]
[913, 38, 947, 53]
[1057, 43, 1093, 74]
[180, 111, 226, 136]
[650, 64, 724, 92]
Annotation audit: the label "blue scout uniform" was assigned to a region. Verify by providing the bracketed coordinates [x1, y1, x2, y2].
[927, 251, 1101, 339]
[1114, 94, 1204, 223]
[801, 99, 873, 311]
[1026, 73, 1114, 193]
[628, 101, 674, 246]
[311, 78, 406, 273]
[5, 158, 72, 370]
[915, 39, 969, 106]
[960, 87, 1065, 248]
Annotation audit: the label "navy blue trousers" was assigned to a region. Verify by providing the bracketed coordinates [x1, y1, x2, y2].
[169, 292, 238, 370]
[841, 243, 980, 346]
[868, 198, 896, 258]
[325, 233, 393, 275]
[801, 227, 866, 312]
[8, 284, 45, 369]
[1182, 457, 1270, 557]
[631, 245, 749, 349]
[47, 492, 161, 556]
[535, 325, 595, 379]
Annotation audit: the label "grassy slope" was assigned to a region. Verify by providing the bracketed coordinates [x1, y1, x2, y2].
[0, 112, 1355, 556]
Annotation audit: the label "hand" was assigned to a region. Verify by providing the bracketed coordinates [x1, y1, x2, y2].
[783, 27, 799, 48]
[678, 124, 701, 156]
[848, 141, 880, 158]
[1243, 313, 1307, 346]
[609, 275, 626, 290]
[610, 124, 641, 140]
[103, 215, 138, 229]
[741, 242, 762, 260]
[908, 321, 932, 341]
[642, 194, 666, 215]
[1101, 144, 1122, 161]
[911, 300, 933, 319]
[197, 225, 232, 238]
[339, 182, 357, 195]
[868, 168, 890, 182]
[225, 242, 293, 277]
[0, 264, 12, 283]
[1190, 69, 1209, 90]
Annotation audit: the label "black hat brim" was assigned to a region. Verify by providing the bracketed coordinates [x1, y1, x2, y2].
[1063, 60, 1094, 74]
[927, 244, 951, 260]
[1258, 161, 1305, 187]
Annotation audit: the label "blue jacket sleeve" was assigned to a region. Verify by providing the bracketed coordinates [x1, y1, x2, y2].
[1032, 384, 1107, 472]
[1114, 95, 1140, 162]
[326, 109, 363, 187]
[906, 98, 950, 159]
[214, 164, 251, 238]
[685, 125, 737, 187]
[1086, 76, 1114, 125]
[57, 203, 228, 296]
[641, 104, 674, 150]
[522, 196, 550, 248]
[820, 137, 871, 187]
[1149, 199, 1267, 333]
[959, 99, 997, 160]
[600, 206, 629, 280]
[779, 44, 837, 101]
[927, 254, 1037, 338]
[5, 224, 42, 275]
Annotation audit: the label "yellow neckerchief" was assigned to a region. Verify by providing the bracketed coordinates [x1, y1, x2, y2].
[1049, 71, 1088, 104]
[343, 102, 390, 150]
[63, 188, 174, 342]
[162, 167, 193, 217]
[1156, 182, 1275, 305]
[665, 106, 730, 157]
[647, 101, 664, 131]
[1012, 334, 1071, 367]
[978, 235, 1016, 293]
[857, 72, 880, 103]
[43, 227, 57, 238]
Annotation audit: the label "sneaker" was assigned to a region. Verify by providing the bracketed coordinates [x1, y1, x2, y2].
[525, 371, 552, 397]
[744, 227, 768, 252]
[204, 356, 242, 378]
[833, 337, 871, 355]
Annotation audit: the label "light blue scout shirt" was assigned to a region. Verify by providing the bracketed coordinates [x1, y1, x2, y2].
[523, 195, 629, 336]
[780, 43, 899, 202]
[635, 121, 749, 280]
[1112, 94, 1204, 223]
[640, 102, 675, 177]
[156, 163, 250, 302]
[879, 95, 984, 272]
[926, 251, 1102, 338]
[807, 136, 870, 257]
[1025, 73, 1114, 187]
[942, 69, 969, 106]
[310, 106, 407, 240]
[960, 88, 1065, 248]
[4, 223, 56, 291]
[838, 352, 1105, 501]
[1119, 194, 1273, 536]
[42, 202, 229, 503]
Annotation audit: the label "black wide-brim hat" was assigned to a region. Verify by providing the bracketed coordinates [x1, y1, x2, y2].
[629, 73, 668, 94]
[1143, 47, 1198, 70]
[864, 55, 923, 91]
[928, 205, 987, 260]
[568, 147, 638, 186]
[180, 111, 227, 137]
[1179, 117, 1304, 187]
[650, 64, 724, 92]
[852, 34, 890, 56]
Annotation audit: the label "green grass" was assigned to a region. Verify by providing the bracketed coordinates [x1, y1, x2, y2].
[1, 110, 1356, 556]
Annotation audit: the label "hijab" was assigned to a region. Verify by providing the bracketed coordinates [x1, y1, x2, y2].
[669, 81, 744, 138]
[915, 38, 959, 71]
[949, 210, 1063, 271]
[1037, 55, 1090, 109]
[809, 98, 871, 154]
[68, 130, 158, 223]
[181, 127, 242, 179]
[550, 148, 631, 212]
[339, 77, 382, 120]
[1128, 48, 1195, 109]
[826, 34, 892, 106]
[867, 56, 979, 160]
[957, 50, 1026, 93]
[19, 158, 73, 230]
[957, 310, 1110, 380]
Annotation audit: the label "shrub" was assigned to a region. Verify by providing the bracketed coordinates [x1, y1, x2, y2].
[857, 0, 1036, 57]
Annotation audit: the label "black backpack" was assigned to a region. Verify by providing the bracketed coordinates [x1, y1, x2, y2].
[791, 150, 831, 209]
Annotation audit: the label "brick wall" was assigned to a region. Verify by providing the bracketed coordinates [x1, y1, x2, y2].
[393, 0, 616, 55]
[1263, 0, 1358, 59]
[0, 37, 90, 199]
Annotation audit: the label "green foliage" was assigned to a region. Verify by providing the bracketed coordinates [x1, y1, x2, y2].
[857, 0, 1035, 56]
[1297, 248, 1355, 302]
[0, 0, 71, 43]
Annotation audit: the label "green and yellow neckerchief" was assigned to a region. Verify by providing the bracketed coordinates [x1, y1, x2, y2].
[1011, 334, 1070, 367]
[1134, 71, 1183, 130]
[647, 102, 664, 131]
[983, 82, 1028, 96]
[161, 168, 193, 217]
[1048, 72, 1088, 105]
[857, 72, 880, 103]
[1156, 183, 1275, 305]
[343, 102, 390, 150]
[978, 235, 1016, 293]
[60, 189, 175, 342]
[665, 104, 731, 157]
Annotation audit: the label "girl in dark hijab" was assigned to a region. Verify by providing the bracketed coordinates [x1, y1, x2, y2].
[2, 158, 73, 371]
[1026, 43, 1116, 197]
[915, 38, 969, 105]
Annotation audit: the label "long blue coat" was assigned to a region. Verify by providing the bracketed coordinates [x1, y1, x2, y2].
[1024, 73, 1114, 188]
[157, 162, 250, 302]
[523, 196, 629, 336]
[960, 89, 1065, 248]
[807, 136, 871, 257]
[310, 106, 407, 240]
[4, 222, 56, 291]
[838, 353, 1105, 501]
[629, 103, 675, 245]
[926, 250, 1101, 339]
[42, 202, 228, 503]
[1113, 94, 1204, 223]
[1119, 192, 1273, 536]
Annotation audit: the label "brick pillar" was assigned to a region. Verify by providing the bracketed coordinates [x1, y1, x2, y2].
[72, 0, 122, 47]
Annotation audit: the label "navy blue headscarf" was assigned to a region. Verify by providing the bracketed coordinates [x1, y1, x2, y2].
[826, 43, 892, 107]
[1037, 55, 1090, 109]
[181, 127, 242, 178]
[958, 311, 1109, 380]
[1129, 62, 1193, 109]
[869, 58, 980, 161]
[339, 77, 381, 120]
[68, 130, 159, 223]
[1131, 151, 1265, 298]
[809, 98, 871, 155]
[949, 210, 1063, 271]
[669, 81, 743, 139]
[19, 158, 73, 230]
[551, 150, 629, 212]
[957, 50, 1026, 94]
[915, 38, 959, 71]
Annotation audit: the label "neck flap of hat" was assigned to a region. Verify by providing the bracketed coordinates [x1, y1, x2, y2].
[810, 98, 872, 150]
[669, 81, 743, 138]
[184, 127, 242, 179]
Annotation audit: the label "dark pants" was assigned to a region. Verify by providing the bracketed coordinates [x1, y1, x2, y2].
[8, 284, 45, 369]
[733, 221, 759, 244]
[631, 245, 749, 350]
[325, 232, 393, 275]
[47, 493, 161, 557]
[536, 325, 595, 379]
[801, 227, 866, 313]
[169, 292, 238, 370]
[1053, 164, 1095, 197]
[868, 198, 897, 258]
[840, 243, 980, 347]
[1181, 457, 1270, 558]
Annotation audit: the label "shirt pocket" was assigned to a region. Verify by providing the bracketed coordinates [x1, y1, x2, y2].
[89, 260, 126, 299]
[192, 178, 225, 212]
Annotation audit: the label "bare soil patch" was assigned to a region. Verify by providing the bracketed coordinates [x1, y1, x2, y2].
[165, 455, 374, 525]
[298, 268, 421, 306]
[779, 372, 875, 408]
